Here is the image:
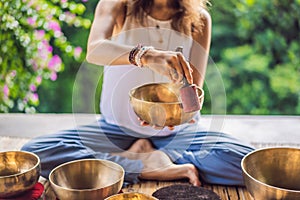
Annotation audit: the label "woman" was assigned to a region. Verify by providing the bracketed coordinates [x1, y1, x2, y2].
[22, 0, 254, 186]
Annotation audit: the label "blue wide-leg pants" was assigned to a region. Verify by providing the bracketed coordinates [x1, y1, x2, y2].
[21, 117, 254, 186]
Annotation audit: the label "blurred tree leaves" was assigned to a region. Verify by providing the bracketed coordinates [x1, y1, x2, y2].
[205, 0, 300, 115]
[0, 0, 91, 113]
[10, 0, 299, 115]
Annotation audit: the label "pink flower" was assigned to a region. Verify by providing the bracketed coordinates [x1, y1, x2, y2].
[47, 45, 53, 53]
[36, 76, 42, 84]
[30, 59, 38, 71]
[48, 21, 61, 32]
[48, 55, 62, 69]
[10, 70, 16, 77]
[30, 93, 39, 103]
[50, 72, 57, 81]
[27, 17, 36, 26]
[35, 30, 45, 40]
[3, 85, 9, 97]
[30, 84, 37, 92]
[74, 46, 82, 58]
[24, 0, 34, 7]
[82, 0, 88, 2]
[61, 0, 67, 3]
[65, 11, 76, 23]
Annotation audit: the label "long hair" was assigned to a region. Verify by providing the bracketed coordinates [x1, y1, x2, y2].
[128, 0, 208, 35]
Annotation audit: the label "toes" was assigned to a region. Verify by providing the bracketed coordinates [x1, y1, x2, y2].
[190, 176, 201, 187]
[185, 164, 201, 186]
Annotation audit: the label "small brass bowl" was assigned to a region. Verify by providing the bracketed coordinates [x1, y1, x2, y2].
[49, 159, 124, 200]
[105, 192, 158, 200]
[241, 147, 300, 200]
[129, 83, 204, 127]
[0, 151, 41, 198]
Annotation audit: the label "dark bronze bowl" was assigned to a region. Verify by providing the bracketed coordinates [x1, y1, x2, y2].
[0, 151, 41, 198]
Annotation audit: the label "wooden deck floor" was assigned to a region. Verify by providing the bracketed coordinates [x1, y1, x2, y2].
[2, 136, 300, 200]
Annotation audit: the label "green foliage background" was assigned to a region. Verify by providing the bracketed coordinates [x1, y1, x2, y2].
[202, 0, 300, 115]
[5, 0, 300, 114]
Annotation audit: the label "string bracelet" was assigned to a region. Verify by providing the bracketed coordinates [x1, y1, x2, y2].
[135, 46, 154, 67]
[129, 44, 154, 67]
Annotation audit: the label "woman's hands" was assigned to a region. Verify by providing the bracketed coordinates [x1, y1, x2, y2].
[137, 48, 195, 130]
[138, 118, 196, 131]
[141, 48, 193, 84]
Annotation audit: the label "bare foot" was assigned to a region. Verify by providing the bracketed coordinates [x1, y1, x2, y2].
[139, 150, 201, 186]
[112, 139, 201, 186]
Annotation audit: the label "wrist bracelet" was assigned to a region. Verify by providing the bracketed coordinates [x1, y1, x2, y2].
[129, 44, 154, 68]
[135, 46, 154, 67]
[129, 44, 142, 66]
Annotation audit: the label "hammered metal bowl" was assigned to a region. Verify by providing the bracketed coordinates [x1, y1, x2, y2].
[49, 159, 124, 200]
[129, 83, 204, 127]
[105, 192, 158, 200]
[0, 151, 41, 198]
[241, 147, 300, 200]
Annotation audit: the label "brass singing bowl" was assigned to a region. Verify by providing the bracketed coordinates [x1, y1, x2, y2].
[0, 151, 41, 198]
[129, 83, 204, 127]
[241, 147, 300, 200]
[105, 192, 158, 200]
[49, 159, 124, 200]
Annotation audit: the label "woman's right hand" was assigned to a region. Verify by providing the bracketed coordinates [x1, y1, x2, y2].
[141, 48, 193, 84]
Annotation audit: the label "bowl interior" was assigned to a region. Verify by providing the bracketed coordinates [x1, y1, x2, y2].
[50, 159, 124, 190]
[0, 151, 39, 177]
[242, 148, 300, 191]
[130, 83, 182, 104]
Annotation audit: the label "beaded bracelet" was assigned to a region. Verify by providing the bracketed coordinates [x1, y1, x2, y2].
[129, 44, 142, 66]
[129, 44, 154, 68]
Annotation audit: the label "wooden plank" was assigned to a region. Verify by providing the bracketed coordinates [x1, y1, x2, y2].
[122, 180, 187, 195]
[226, 186, 240, 200]
[0, 136, 29, 151]
[237, 187, 254, 200]
[207, 185, 226, 200]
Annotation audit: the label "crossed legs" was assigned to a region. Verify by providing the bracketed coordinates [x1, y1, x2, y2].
[21, 119, 254, 186]
[112, 139, 201, 186]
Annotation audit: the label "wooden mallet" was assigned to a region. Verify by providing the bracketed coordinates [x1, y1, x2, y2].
[176, 46, 201, 113]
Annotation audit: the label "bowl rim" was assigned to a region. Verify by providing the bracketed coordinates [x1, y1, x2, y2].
[104, 192, 159, 200]
[241, 146, 300, 193]
[0, 150, 40, 179]
[49, 158, 125, 192]
[129, 82, 204, 105]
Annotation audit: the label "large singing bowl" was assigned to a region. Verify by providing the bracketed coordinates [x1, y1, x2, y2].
[241, 147, 300, 200]
[49, 159, 124, 200]
[0, 151, 41, 198]
[129, 83, 204, 127]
